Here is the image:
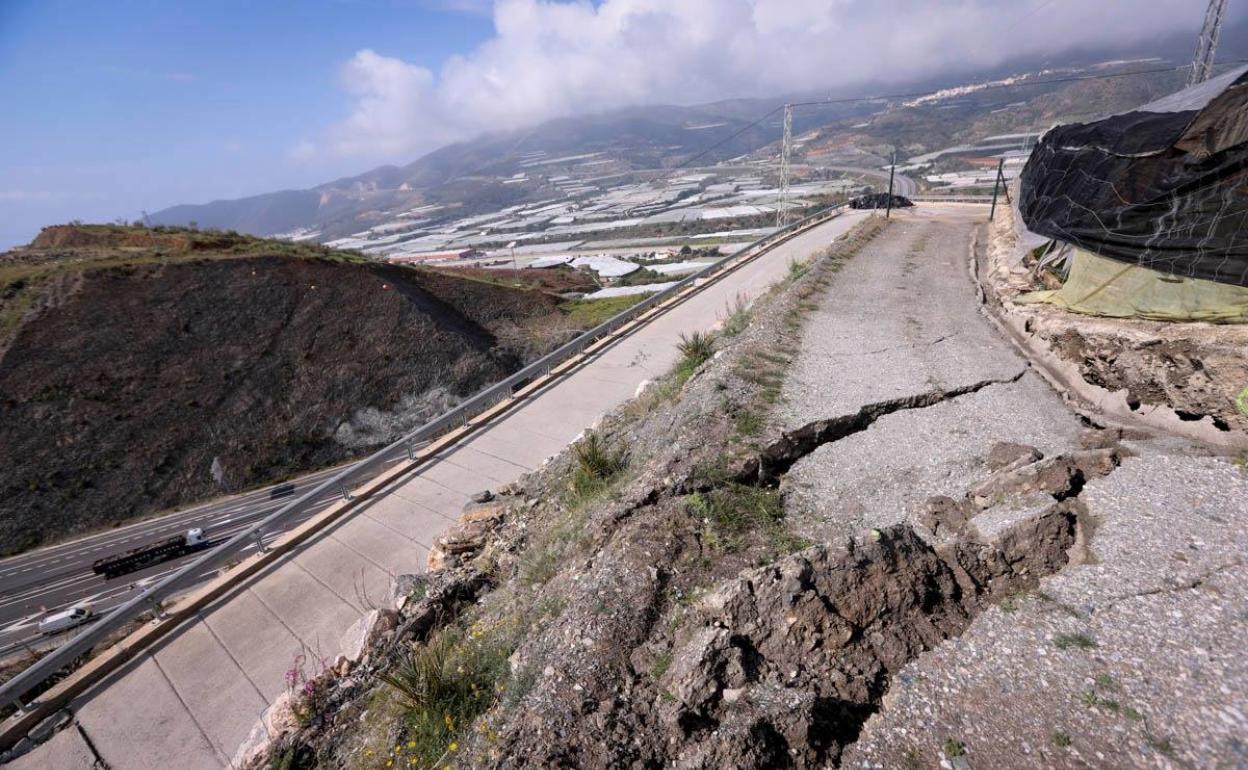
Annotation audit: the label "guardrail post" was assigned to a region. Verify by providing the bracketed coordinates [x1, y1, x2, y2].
[338, 484, 353, 502]
[147, 596, 168, 621]
[252, 529, 269, 554]
[406, 440, 417, 461]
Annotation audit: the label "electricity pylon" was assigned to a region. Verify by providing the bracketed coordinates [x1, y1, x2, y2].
[776, 104, 793, 228]
[1189, 0, 1228, 87]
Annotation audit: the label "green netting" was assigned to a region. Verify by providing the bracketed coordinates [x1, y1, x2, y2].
[1017, 248, 1248, 323]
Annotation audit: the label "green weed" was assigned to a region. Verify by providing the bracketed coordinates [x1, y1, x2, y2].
[1053, 632, 1097, 650]
[380, 625, 512, 768]
[674, 331, 715, 384]
[686, 483, 805, 555]
[942, 738, 966, 758]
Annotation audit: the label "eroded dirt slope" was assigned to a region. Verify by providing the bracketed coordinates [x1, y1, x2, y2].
[0, 228, 570, 553]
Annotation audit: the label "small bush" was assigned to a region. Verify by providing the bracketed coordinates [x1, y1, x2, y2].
[652, 651, 673, 680]
[674, 331, 715, 384]
[735, 409, 763, 437]
[720, 294, 751, 337]
[1052, 731, 1072, 748]
[943, 738, 967, 758]
[571, 432, 627, 500]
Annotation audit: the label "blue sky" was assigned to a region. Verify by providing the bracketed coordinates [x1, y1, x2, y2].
[0, 0, 493, 247]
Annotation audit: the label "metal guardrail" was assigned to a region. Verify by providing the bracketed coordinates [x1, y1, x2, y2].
[0, 201, 848, 711]
[909, 194, 994, 203]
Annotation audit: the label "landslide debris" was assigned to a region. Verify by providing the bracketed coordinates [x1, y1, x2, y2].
[0, 224, 580, 553]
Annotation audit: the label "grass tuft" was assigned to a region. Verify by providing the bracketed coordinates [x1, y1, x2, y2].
[1053, 632, 1097, 650]
[942, 738, 967, 758]
[687, 483, 807, 555]
[674, 331, 715, 384]
[571, 432, 627, 501]
[380, 625, 512, 768]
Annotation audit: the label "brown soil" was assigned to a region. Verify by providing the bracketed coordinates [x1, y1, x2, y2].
[430, 265, 599, 294]
[0, 228, 572, 554]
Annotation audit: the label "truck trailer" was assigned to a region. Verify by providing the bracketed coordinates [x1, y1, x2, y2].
[91, 528, 210, 579]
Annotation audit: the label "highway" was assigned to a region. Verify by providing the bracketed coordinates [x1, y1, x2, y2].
[0, 464, 365, 658]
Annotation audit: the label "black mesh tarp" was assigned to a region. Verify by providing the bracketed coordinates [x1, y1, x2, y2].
[1019, 66, 1248, 287]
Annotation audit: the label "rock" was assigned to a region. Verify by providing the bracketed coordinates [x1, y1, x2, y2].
[653, 522, 1079, 767]
[390, 573, 427, 611]
[470, 489, 494, 504]
[232, 690, 301, 770]
[972, 449, 1125, 508]
[920, 495, 973, 538]
[428, 499, 508, 570]
[460, 500, 508, 524]
[338, 609, 399, 662]
[985, 442, 1043, 472]
[1078, 426, 1151, 449]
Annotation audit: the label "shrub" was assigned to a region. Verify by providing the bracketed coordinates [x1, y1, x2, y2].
[571, 432, 627, 500]
[720, 293, 751, 337]
[380, 627, 511, 767]
[674, 331, 715, 384]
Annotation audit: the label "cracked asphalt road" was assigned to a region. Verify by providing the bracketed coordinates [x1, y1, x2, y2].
[775, 206, 1248, 769]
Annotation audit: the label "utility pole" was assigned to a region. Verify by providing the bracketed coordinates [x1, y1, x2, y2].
[1189, 0, 1227, 87]
[988, 158, 1006, 222]
[775, 104, 793, 228]
[885, 148, 896, 219]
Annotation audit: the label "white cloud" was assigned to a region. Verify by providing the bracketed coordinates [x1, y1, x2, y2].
[298, 0, 1220, 163]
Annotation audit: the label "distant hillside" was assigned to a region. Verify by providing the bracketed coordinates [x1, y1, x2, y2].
[0, 225, 578, 553]
[147, 100, 865, 240]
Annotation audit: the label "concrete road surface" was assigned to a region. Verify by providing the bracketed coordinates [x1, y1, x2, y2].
[4, 211, 868, 770]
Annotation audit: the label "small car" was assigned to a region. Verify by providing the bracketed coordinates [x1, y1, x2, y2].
[37, 604, 93, 635]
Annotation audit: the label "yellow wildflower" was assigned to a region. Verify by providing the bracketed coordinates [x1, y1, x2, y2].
[449, 742, 459, 752]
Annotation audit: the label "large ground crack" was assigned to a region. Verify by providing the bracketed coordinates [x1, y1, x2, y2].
[753, 368, 1027, 483]
[657, 509, 1079, 769]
